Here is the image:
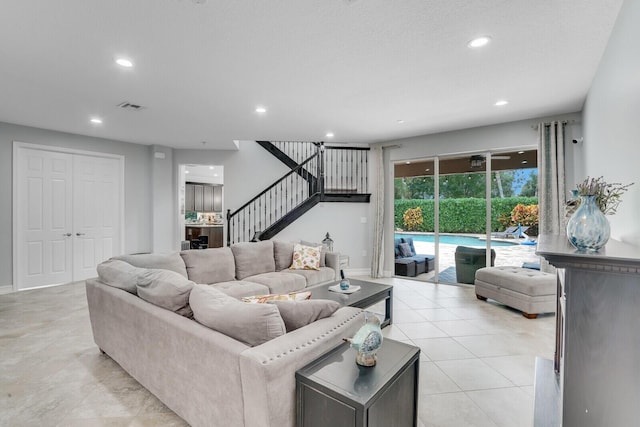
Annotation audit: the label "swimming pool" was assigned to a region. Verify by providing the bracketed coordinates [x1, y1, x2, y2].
[395, 233, 519, 247]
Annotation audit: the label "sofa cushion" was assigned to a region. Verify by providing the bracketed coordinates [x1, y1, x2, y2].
[280, 267, 336, 286]
[189, 284, 286, 347]
[244, 272, 306, 294]
[398, 242, 413, 257]
[114, 252, 188, 278]
[210, 280, 270, 299]
[180, 247, 236, 284]
[136, 269, 195, 318]
[97, 259, 143, 294]
[273, 240, 295, 271]
[231, 241, 276, 280]
[289, 243, 322, 270]
[270, 299, 340, 332]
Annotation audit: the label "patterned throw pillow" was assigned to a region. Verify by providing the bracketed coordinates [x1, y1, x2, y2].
[289, 243, 322, 270]
[241, 290, 312, 304]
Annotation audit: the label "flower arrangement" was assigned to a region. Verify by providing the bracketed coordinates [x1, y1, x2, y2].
[572, 176, 634, 215]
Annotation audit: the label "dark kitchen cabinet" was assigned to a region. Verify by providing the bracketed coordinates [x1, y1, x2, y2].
[186, 183, 223, 212]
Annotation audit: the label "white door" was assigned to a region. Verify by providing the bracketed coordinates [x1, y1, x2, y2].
[16, 149, 74, 289]
[15, 146, 123, 289]
[72, 155, 122, 280]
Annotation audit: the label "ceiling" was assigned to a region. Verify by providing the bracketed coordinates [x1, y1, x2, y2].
[394, 150, 538, 178]
[0, 0, 623, 150]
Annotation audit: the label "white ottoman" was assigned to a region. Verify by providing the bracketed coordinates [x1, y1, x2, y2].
[474, 266, 556, 319]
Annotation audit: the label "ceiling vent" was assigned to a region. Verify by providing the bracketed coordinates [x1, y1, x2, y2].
[117, 102, 144, 110]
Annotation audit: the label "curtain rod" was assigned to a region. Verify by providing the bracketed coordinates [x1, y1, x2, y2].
[530, 119, 579, 130]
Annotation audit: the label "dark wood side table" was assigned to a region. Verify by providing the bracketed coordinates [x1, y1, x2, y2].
[296, 338, 420, 427]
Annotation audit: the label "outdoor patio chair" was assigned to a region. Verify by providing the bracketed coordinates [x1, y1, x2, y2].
[454, 246, 496, 284]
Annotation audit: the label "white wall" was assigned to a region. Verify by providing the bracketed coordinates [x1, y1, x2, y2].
[582, 0, 640, 246]
[0, 121, 153, 288]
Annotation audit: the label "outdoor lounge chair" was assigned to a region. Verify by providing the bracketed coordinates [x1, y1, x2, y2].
[492, 225, 529, 239]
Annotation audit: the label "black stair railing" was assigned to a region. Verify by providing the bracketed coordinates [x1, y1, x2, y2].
[227, 150, 322, 245]
[227, 142, 371, 245]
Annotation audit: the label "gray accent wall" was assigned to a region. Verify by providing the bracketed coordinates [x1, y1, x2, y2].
[583, 0, 640, 246]
[0, 121, 153, 288]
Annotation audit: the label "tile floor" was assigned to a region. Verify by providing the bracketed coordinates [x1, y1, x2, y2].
[0, 277, 555, 427]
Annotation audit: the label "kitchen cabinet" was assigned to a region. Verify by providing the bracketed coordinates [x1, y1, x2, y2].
[185, 226, 223, 248]
[186, 183, 222, 212]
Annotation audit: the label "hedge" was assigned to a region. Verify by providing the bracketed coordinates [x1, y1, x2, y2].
[395, 197, 538, 233]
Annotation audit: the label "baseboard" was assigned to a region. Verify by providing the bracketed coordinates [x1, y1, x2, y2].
[0, 285, 14, 295]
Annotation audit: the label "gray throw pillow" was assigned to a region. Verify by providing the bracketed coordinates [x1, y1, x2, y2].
[189, 284, 286, 347]
[136, 269, 195, 318]
[97, 259, 144, 294]
[398, 242, 413, 257]
[270, 299, 341, 332]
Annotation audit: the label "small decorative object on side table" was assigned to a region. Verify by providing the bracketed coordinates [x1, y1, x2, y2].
[344, 314, 383, 367]
[296, 338, 420, 427]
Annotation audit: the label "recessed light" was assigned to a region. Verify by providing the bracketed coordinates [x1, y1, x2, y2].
[397, 120, 405, 124]
[467, 36, 491, 48]
[115, 58, 133, 68]
[185, 170, 190, 174]
[518, 151, 525, 154]
[425, 168, 430, 172]
[325, 132, 334, 138]
[494, 100, 509, 106]
[255, 107, 267, 113]
[209, 166, 214, 170]
[405, 161, 411, 165]
[90, 117, 102, 124]
[522, 160, 528, 164]
[213, 174, 218, 177]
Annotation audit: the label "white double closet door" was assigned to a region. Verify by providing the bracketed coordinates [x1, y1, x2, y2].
[14, 145, 123, 290]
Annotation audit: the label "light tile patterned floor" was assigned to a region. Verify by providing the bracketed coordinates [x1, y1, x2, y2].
[0, 277, 555, 426]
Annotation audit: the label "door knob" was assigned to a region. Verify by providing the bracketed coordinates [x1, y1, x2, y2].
[76, 233, 85, 236]
[63, 233, 72, 237]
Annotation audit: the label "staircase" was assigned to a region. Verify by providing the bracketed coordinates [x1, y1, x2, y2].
[226, 141, 370, 245]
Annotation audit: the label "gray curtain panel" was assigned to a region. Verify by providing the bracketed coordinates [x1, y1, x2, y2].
[538, 120, 567, 273]
[370, 146, 385, 278]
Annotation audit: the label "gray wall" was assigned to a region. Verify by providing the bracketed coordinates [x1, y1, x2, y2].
[0, 121, 153, 288]
[151, 145, 175, 253]
[582, 0, 640, 245]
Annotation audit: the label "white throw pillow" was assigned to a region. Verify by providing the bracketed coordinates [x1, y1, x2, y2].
[189, 284, 286, 347]
[289, 243, 322, 271]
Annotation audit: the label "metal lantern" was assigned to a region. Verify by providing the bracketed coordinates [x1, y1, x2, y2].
[322, 232, 334, 252]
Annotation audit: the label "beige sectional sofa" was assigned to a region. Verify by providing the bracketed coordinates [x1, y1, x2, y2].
[86, 240, 364, 427]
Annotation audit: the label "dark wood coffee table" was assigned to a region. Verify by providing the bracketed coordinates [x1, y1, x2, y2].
[309, 279, 393, 327]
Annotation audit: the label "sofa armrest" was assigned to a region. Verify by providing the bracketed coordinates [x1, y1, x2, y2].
[325, 251, 340, 280]
[238, 307, 365, 427]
